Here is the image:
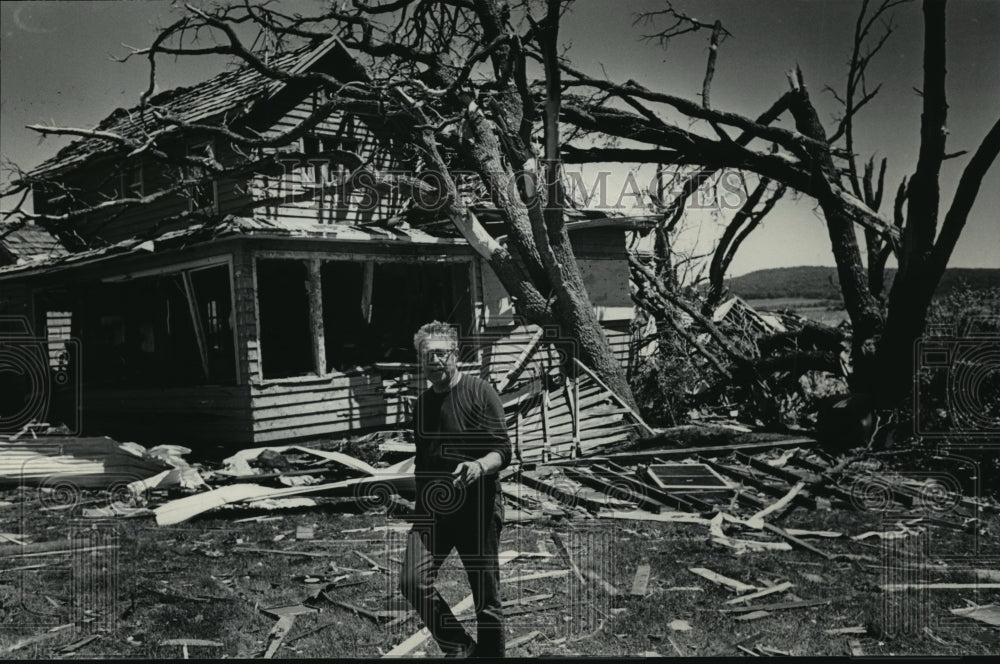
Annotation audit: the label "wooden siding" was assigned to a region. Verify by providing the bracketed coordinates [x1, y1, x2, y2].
[252, 99, 405, 227]
[481, 322, 632, 388]
[248, 370, 436, 443]
[232, 245, 259, 384]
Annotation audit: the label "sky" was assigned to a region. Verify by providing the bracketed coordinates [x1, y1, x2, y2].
[1, 0, 997, 276]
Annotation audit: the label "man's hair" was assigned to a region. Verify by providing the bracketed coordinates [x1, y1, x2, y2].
[413, 321, 459, 354]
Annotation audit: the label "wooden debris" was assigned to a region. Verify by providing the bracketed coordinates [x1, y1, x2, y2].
[295, 526, 315, 540]
[719, 599, 830, 614]
[630, 564, 651, 597]
[975, 569, 1000, 582]
[503, 569, 570, 584]
[824, 626, 867, 635]
[572, 357, 656, 436]
[564, 467, 664, 513]
[325, 597, 395, 623]
[667, 619, 691, 631]
[261, 604, 318, 619]
[551, 532, 586, 585]
[847, 639, 865, 656]
[667, 635, 684, 656]
[735, 610, 771, 621]
[746, 482, 806, 524]
[710, 513, 792, 553]
[737, 644, 760, 656]
[725, 582, 793, 605]
[591, 463, 699, 511]
[881, 583, 1000, 591]
[507, 630, 541, 649]
[284, 619, 339, 645]
[757, 645, 791, 656]
[598, 510, 710, 524]
[264, 615, 295, 658]
[663, 586, 704, 592]
[688, 567, 756, 593]
[3, 624, 73, 653]
[57, 633, 101, 654]
[551, 438, 815, 467]
[757, 522, 835, 560]
[584, 569, 621, 596]
[232, 547, 328, 558]
[355, 550, 389, 572]
[159, 638, 224, 647]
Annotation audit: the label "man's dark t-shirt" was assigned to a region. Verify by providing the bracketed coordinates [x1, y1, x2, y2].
[413, 374, 512, 520]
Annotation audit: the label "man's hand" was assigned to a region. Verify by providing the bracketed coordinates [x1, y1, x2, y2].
[452, 460, 484, 488]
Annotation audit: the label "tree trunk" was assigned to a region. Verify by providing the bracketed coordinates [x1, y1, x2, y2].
[785, 69, 885, 391]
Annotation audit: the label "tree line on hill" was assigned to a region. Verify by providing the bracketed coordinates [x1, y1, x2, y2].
[726, 266, 999, 302]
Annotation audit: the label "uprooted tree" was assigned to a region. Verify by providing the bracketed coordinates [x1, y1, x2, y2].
[3, 0, 637, 408]
[565, 0, 998, 421]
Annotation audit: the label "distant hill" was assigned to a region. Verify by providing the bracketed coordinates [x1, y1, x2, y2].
[727, 266, 1000, 301]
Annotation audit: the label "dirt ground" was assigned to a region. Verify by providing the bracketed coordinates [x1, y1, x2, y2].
[2, 486, 999, 659]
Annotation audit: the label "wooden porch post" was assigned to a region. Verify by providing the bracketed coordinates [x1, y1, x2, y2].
[307, 258, 327, 376]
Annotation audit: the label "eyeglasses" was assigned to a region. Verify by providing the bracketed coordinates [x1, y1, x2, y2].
[424, 348, 457, 361]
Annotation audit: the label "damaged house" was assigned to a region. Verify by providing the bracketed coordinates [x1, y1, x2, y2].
[0, 38, 646, 456]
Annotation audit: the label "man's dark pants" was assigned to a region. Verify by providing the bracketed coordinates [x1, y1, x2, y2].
[399, 502, 505, 657]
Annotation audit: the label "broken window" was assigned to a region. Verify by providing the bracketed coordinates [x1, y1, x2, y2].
[257, 259, 314, 379]
[74, 264, 236, 387]
[321, 260, 473, 370]
[184, 142, 217, 212]
[187, 265, 236, 383]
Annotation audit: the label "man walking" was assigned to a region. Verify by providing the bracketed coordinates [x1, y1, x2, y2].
[399, 321, 511, 658]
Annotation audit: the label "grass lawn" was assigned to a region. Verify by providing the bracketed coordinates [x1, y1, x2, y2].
[2, 490, 999, 658]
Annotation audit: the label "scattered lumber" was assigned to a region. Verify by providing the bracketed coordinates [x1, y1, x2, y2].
[735, 610, 771, 621]
[725, 582, 793, 605]
[949, 603, 1000, 627]
[688, 567, 756, 593]
[584, 569, 621, 597]
[630, 564, 651, 597]
[550, 532, 586, 585]
[824, 626, 867, 635]
[261, 604, 318, 619]
[232, 547, 328, 558]
[263, 615, 296, 658]
[159, 638, 224, 647]
[757, 522, 836, 561]
[550, 438, 815, 467]
[355, 550, 389, 572]
[881, 583, 1000, 591]
[746, 482, 806, 523]
[719, 599, 830, 614]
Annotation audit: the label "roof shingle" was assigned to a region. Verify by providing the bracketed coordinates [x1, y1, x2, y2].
[28, 40, 342, 179]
